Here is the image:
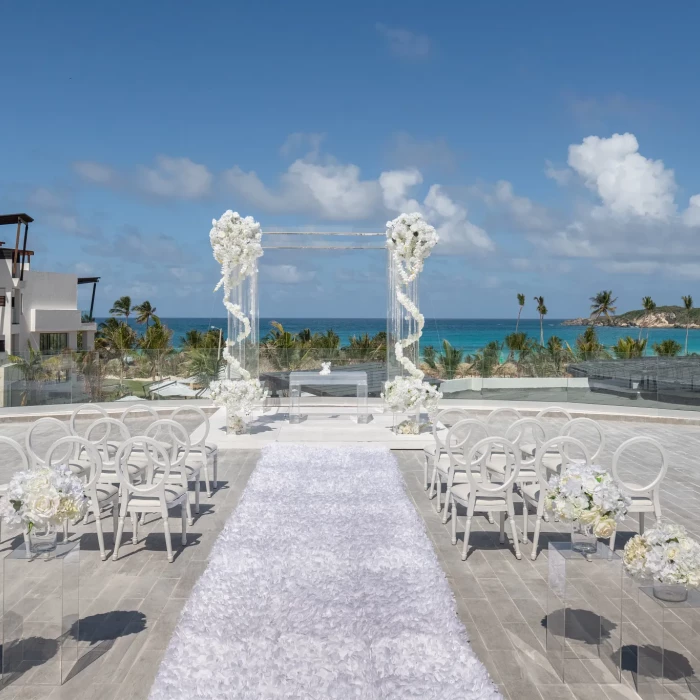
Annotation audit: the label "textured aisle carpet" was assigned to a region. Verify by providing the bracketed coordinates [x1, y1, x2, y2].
[149, 444, 501, 700]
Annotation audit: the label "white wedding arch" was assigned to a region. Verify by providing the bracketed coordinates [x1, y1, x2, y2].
[209, 213, 441, 426]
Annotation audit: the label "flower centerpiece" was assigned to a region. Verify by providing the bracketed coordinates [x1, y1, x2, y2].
[623, 522, 700, 602]
[0, 464, 88, 555]
[209, 211, 268, 434]
[384, 213, 441, 432]
[319, 362, 331, 376]
[545, 463, 631, 555]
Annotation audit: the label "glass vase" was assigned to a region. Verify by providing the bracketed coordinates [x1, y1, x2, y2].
[29, 523, 58, 557]
[571, 521, 598, 555]
[653, 583, 688, 602]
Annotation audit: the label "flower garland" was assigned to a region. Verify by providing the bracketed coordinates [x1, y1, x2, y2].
[0, 464, 88, 531]
[623, 522, 700, 587]
[545, 463, 630, 538]
[384, 213, 441, 415]
[209, 211, 267, 421]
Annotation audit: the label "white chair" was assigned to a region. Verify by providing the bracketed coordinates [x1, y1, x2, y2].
[46, 436, 118, 561]
[430, 418, 490, 519]
[538, 417, 605, 474]
[85, 418, 144, 485]
[536, 406, 573, 426]
[446, 436, 523, 560]
[522, 436, 592, 560]
[146, 419, 199, 526]
[0, 436, 30, 548]
[120, 404, 159, 438]
[609, 436, 668, 553]
[25, 417, 71, 467]
[69, 403, 108, 437]
[170, 405, 218, 496]
[485, 407, 522, 435]
[112, 437, 188, 563]
[423, 408, 469, 493]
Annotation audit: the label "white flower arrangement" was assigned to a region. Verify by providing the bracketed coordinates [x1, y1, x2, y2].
[382, 376, 442, 417]
[319, 362, 331, 376]
[0, 464, 87, 531]
[386, 212, 439, 284]
[210, 378, 267, 423]
[623, 522, 700, 587]
[545, 463, 631, 538]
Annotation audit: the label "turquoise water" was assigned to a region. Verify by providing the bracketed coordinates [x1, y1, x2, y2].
[98, 317, 700, 356]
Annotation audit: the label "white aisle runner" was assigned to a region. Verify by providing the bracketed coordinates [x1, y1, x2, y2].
[150, 444, 501, 700]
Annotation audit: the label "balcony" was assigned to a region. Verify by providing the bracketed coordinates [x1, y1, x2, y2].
[30, 308, 83, 332]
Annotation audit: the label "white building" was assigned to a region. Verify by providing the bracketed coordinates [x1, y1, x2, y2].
[0, 213, 97, 358]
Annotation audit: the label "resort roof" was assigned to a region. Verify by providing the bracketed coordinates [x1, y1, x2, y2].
[0, 213, 34, 225]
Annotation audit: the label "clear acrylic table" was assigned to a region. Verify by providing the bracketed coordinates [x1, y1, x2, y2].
[289, 371, 369, 424]
[2, 540, 80, 686]
[546, 541, 623, 684]
[631, 584, 700, 699]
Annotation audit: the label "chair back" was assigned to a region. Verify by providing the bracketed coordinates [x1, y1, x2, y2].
[69, 404, 108, 438]
[145, 419, 190, 489]
[505, 418, 547, 468]
[170, 405, 209, 451]
[119, 404, 159, 437]
[485, 407, 522, 436]
[562, 417, 605, 461]
[535, 406, 573, 439]
[444, 418, 491, 477]
[85, 418, 131, 468]
[535, 436, 591, 485]
[612, 436, 668, 495]
[0, 436, 29, 476]
[46, 436, 103, 492]
[465, 437, 521, 494]
[26, 418, 71, 466]
[431, 408, 471, 452]
[114, 437, 172, 497]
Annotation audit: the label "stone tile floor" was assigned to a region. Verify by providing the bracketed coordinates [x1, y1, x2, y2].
[0, 416, 698, 699]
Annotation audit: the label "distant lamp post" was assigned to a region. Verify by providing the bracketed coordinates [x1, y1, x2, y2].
[211, 325, 223, 361]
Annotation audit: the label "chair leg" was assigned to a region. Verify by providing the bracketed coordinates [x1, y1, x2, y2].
[639, 512, 645, 535]
[531, 504, 544, 561]
[487, 511, 495, 525]
[181, 502, 187, 546]
[609, 528, 617, 556]
[442, 487, 452, 524]
[162, 509, 173, 563]
[499, 512, 506, 544]
[94, 507, 106, 561]
[423, 454, 430, 491]
[194, 478, 201, 515]
[112, 516, 126, 561]
[450, 497, 457, 545]
[186, 491, 194, 527]
[201, 461, 212, 499]
[508, 505, 522, 560]
[435, 475, 442, 512]
[131, 512, 139, 545]
[461, 515, 473, 561]
[112, 501, 119, 539]
[522, 501, 529, 544]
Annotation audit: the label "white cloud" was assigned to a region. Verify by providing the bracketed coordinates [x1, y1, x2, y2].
[375, 23, 430, 58]
[74, 155, 212, 199]
[26, 187, 101, 239]
[280, 132, 325, 158]
[673, 263, 700, 279]
[597, 260, 661, 274]
[544, 160, 572, 186]
[682, 194, 700, 227]
[491, 180, 554, 230]
[379, 168, 422, 211]
[74, 161, 117, 185]
[260, 264, 316, 284]
[388, 132, 456, 171]
[136, 156, 212, 199]
[567, 133, 677, 220]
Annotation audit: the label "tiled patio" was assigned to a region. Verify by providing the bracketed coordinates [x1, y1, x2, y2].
[0, 415, 697, 699]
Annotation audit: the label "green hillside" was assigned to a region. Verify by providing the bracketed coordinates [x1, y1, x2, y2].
[617, 305, 700, 322]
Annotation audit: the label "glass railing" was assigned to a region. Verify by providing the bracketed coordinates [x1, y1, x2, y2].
[2, 345, 699, 412]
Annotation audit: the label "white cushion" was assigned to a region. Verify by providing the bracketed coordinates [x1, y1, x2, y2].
[423, 444, 438, 458]
[92, 484, 119, 503]
[450, 484, 507, 508]
[127, 485, 187, 508]
[521, 483, 540, 502]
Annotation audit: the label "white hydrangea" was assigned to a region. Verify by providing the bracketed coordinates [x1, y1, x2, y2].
[0, 464, 88, 530]
[210, 378, 268, 422]
[545, 462, 630, 538]
[386, 212, 439, 284]
[210, 210, 263, 281]
[623, 522, 700, 587]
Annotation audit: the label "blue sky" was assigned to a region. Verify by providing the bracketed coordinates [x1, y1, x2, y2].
[3, 1, 700, 319]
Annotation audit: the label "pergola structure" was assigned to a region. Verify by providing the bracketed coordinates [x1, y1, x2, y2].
[77, 276, 101, 320]
[0, 213, 34, 280]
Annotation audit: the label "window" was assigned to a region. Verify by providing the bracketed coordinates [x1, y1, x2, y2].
[39, 333, 68, 354]
[11, 295, 18, 324]
[0, 339, 5, 352]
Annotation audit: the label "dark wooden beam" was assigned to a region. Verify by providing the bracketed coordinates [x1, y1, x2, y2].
[89, 281, 97, 320]
[19, 221, 29, 281]
[12, 220, 21, 278]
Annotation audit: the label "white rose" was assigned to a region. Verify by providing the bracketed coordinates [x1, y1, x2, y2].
[594, 518, 616, 539]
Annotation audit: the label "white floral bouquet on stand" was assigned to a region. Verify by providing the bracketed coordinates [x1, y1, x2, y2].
[386, 212, 439, 282]
[545, 463, 630, 554]
[0, 464, 88, 554]
[210, 378, 267, 435]
[623, 522, 700, 601]
[382, 376, 442, 434]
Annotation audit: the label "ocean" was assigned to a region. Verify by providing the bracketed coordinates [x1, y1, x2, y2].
[97, 317, 700, 356]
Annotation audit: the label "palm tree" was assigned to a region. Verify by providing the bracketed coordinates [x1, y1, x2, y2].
[516, 293, 525, 333]
[436, 340, 464, 379]
[533, 296, 547, 345]
[185, 347, 225, 387]
[97, 320, 137, 387]
[140, 319, 173, 379]
[109, 296, 132, 320]
[613, 336, 647, 359]
[569, 326, 609, 361]
[653, 338, 683, 357]
[422, 345, 437, 370]
[132, 300, 159, 327]
[589, 290, 618, 323]
[182, 329, 204, 349]
[682, 295, 694, 355]
[297, 328, 312, 344]
[472, 340, 502, 378]
[640, 296, 656, 340]
[347, 333, 376, 362]
[504, 332, 529, 365]
[8, 342, 50, 406]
